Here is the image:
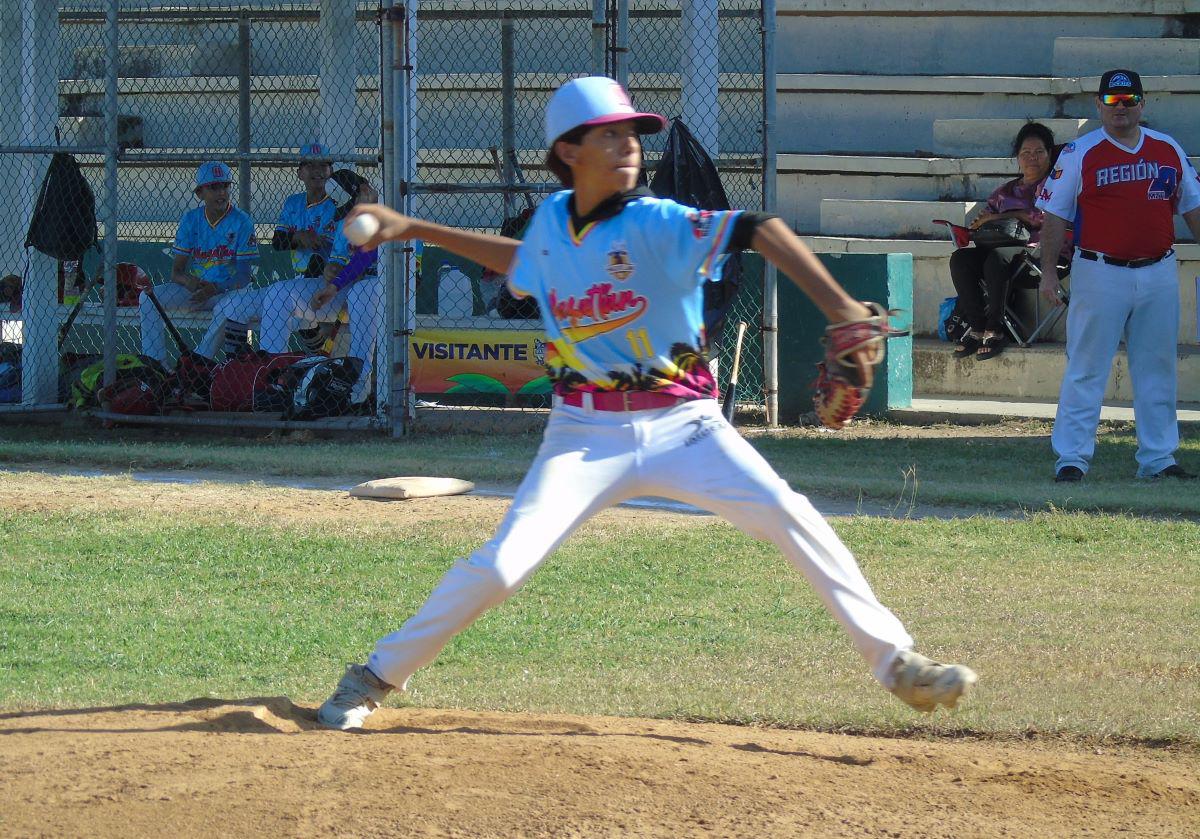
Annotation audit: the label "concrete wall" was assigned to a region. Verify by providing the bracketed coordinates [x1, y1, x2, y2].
[777, 13, 1174, 77]
[804, 238, 1200, 348]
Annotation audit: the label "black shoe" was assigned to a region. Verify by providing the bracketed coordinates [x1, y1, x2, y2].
[1054, 466, 1084, 483]
[1149, 464, 1196, 480]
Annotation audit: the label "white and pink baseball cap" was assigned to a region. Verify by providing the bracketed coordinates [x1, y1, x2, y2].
[544, 76, 666, 146]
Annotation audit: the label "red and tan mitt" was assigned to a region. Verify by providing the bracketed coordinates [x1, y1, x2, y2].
[812, 301, 908, 430]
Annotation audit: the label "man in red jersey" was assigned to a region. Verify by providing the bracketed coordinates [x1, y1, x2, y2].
[1037, 69, 1200, 482]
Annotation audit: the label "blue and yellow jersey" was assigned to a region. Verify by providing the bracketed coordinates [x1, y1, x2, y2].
[172, 205, 258, 291]
[508, 190, 739, 399]
[276, 192, 337, 275]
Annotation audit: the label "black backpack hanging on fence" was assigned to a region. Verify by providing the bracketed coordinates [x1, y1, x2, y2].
[25, 151, 98, 262]
[649, 119, 743, 341]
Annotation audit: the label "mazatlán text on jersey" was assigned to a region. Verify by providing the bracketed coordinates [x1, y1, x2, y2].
[1094, 159, 1168, 188]
[549, 282, 646, 328]
[188, 245, 236, 261]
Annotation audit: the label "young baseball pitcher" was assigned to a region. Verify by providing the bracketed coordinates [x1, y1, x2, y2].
[318, 76, 977, 729]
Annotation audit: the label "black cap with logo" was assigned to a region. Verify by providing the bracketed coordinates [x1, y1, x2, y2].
[1098, 69, 1143, 97]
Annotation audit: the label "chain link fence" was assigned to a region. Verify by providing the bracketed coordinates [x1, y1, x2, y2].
[1, 1, 771, 430]
[3, 1, 388, 424]
[401, 0, 769, 425]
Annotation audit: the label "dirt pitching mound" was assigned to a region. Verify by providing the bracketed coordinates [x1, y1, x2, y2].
[1, 700, 1196, 838]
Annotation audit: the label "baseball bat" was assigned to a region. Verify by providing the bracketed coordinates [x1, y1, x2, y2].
[506, 148, 536, 211]
[57, 268, 104, 350]
[488, 146, 514, 221]
[721, 320, 749, 423]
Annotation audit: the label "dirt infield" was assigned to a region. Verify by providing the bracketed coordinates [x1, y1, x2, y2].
[1, 469, 1197, 837]
[2, 700, 1196, 838]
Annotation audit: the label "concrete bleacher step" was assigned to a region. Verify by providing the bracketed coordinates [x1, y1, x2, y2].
[818, 196, 1196, 242]
[779, 152, 1200, 233]
[912, 339, 1200, 403]
[70, 44, 240, 79]
[775, 2, 1178, 76]
[1052, 37, 1200, 77]
[932, 119, 1098, 157]
[776, 73, 1200, 154]
[778, 155, 1014, 233]
[55, 70, 1200, 154]
[819, 199, 981, 239]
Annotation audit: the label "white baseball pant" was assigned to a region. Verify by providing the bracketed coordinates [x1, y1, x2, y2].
[139, 282, 237, 362]
[259, 275, 382, 403]
[368, 398, 915, 691]
[1052, 252, 1180, 477]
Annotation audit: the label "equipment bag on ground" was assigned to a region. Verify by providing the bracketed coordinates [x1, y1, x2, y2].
[253, 355, 364, 419]
[209, 349, 308, 412]
[68, 354, 169, 410]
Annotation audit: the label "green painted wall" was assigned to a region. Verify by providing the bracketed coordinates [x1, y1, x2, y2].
[776, 252, 913, 424]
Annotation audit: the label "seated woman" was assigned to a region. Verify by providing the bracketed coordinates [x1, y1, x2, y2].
[949, 122, 1064, 360]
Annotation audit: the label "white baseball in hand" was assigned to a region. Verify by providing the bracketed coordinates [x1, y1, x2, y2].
[344, 212, 381, 246]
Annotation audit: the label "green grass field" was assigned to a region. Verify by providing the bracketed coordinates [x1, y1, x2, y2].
[1, 428, 1197, 744]
[0, 508, 1195, 742]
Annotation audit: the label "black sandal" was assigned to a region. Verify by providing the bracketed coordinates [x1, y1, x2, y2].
[953, 333, 982, 358]
[976, 333, 1008, 361]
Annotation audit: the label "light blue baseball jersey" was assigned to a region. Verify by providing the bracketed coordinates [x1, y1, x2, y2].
[172, 205, 258, 291]
[276, 192, 337, 275]
[507, 190, 740, 399]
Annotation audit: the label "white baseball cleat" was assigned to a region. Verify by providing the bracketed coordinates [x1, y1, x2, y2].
[888, 650, 977, 713]
[317, 663, 394, 730]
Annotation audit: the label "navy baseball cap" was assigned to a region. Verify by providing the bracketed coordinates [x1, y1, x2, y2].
[1098, 69, 1143, 97]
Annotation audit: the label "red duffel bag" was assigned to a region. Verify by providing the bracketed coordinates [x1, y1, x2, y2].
[209, 349, 308, 412]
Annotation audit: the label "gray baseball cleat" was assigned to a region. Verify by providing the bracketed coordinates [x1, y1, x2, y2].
[317, 663, 394, 730]
[888, 650, 977, 713]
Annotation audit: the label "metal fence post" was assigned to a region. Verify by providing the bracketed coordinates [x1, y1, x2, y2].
[238, 11, 252, 214]
[387, 0, 414, 437]
[102, 0, 119, 386]
[615, 0, 629, 88]
[501, 12, 515, 209]
[591, 0, 606, 76]
[761, 0, 778, 427]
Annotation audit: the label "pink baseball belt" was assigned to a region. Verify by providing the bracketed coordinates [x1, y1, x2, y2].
[556, 390, 692, 412]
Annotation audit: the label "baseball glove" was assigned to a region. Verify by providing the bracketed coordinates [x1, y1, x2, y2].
[813, 301, 907, 430]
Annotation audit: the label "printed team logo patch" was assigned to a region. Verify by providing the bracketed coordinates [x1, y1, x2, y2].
[687, 210, 714, 240]
[1051, 167, 1063, 180]
[1147, 165, 1178, 200]
[1038, 187, 1053, 202]
[605, 241, 635, 281]
[1108, 73, 1134, 89]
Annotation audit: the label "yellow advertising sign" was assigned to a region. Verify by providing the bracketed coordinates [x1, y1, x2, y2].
[409, 328, 551, 395]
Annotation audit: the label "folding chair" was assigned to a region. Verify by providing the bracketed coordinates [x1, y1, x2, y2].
[934, 219, 1071, 347]
[1002, 247, 1070, 346]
